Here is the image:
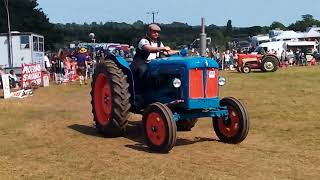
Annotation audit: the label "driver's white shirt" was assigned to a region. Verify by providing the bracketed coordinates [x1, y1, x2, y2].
[138, 38, 164, 61]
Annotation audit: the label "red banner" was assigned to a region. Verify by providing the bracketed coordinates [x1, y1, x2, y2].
[21, 64, 43, 88]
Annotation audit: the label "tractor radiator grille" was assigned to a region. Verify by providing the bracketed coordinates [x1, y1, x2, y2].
[189, 68, 218, 99]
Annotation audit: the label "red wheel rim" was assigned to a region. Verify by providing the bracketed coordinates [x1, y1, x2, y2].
[217, 106, 240, 137]
[94, 73, 112, 126]
[146, 112, 166, 146]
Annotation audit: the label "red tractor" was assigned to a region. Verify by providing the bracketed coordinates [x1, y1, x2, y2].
[235, 52, 280, 73]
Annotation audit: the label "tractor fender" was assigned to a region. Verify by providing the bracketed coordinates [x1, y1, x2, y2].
[105, 53, 135, 104]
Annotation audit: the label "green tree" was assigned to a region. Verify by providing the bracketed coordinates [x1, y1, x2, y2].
[270, 21, 286, 30]
[288, 14, 320, 31]
[225, 19, 233, 36]
[0, 0, 62, 50]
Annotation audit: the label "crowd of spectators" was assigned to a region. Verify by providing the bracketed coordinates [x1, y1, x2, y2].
[280, 48, 318, 67]
[46, 48, 95, 85]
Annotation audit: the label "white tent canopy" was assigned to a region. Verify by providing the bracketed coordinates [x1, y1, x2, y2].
[273, 31, 303, 40]
[303, 30, 320, 38]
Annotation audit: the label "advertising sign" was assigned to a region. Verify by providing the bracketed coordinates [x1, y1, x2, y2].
[2, 74, 11, 99]
[43, 74, 50, 87]
[21, 64, 42, 88]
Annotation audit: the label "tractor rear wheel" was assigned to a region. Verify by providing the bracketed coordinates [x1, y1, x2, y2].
[143, 102, 177, 153]
[176, 119, 198, 131]
[261, 56, 278, 72]
[91, 60, 131, 136]
[212, 97, 249, 144]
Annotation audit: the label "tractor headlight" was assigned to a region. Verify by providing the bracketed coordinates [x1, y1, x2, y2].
[173, 78, 181, 88]
[218, 76, 226, 86]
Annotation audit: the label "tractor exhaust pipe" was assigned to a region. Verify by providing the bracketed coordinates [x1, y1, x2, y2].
[200, 17, 207, 57]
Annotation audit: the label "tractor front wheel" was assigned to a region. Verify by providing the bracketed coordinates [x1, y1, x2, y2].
[241, 65, 251, 73]
[213, 97, 249, 144]
[143, 102, 177, 153]
[91, 60, 131, 136]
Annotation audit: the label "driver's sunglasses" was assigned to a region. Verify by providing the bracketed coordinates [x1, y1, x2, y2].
[151, 30, 160, 34]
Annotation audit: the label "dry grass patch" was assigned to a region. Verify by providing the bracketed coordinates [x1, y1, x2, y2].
[0, 66, 320, 179]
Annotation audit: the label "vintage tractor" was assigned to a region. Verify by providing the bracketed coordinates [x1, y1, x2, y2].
[91, 51, 250, 153]
[235, 52, 280, 73]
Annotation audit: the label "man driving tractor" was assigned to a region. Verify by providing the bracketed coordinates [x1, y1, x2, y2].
[130, 24, 178, 82]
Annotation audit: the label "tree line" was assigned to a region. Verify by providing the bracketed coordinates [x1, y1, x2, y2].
[1, 0, 320, 51]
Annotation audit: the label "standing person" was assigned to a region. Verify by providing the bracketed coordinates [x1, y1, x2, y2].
[63, 56, 72, 82]
[295, 48, 301, 66]
[75, 48, 89, 85]
[50, 54, 61, 84]
[44, 53, 51, 72]
[70, 58, 78, 82]
[224, 50, 231, 70]
[287, 49, 294, 66]
[280, 50, 286, 67]
[56, 52, 64, 84]
[130, 24, 178, 92]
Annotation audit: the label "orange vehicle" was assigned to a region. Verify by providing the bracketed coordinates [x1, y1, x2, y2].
[235, 49, 280, 73]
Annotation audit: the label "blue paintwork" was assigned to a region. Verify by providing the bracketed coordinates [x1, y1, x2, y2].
[148, 56, 221, 110]
[110, 53, 227, 120]
[172, 106, 228, 122]
[108, 55, 135, 104]
[149, 56, 219, 69]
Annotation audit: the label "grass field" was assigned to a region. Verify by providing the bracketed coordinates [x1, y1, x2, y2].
[0, 66, 319, 180]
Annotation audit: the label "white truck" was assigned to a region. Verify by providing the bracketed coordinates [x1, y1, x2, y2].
[0, 32, 45, 73]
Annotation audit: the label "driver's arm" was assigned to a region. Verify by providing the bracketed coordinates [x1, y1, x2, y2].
[143, 44, 171, 53]
[166, 49, 180, 55]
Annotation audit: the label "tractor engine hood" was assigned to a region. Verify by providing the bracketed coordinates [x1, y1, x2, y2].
[148, 56, 219, 69]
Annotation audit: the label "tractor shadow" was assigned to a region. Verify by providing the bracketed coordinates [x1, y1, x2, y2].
[124, 121, 217, 153]
[68, 124, 104, 138]
[228, 70, 266, 74]
[68, 121, 217, 153]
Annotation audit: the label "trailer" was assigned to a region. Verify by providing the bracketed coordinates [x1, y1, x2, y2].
[0, 32, 45, 72]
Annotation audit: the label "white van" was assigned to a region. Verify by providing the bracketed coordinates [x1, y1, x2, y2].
[258, 41, 286, 58]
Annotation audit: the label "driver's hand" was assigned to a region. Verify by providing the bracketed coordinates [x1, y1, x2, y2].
[163, 46, 171, 51]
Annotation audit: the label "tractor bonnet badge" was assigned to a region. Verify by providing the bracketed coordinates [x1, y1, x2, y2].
[209, 70, 215, 78]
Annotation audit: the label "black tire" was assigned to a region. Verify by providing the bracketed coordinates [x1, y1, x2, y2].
[176, 119, 198, 131]
[261, 56, 278, 72]
[241, 65, 251, 73]
[143, 102, 177, 153]
[91, 60, 131, 136]
[213, 97, 249, 144]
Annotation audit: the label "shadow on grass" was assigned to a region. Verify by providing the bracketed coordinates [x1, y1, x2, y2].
[125, 137, 216, 153]
[68, 124, 104, 138]
[67, 121, 144, 140]
[68, 122, 217, 153]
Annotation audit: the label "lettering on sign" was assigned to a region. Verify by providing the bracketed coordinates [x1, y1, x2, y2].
[21, 64, 43, 88]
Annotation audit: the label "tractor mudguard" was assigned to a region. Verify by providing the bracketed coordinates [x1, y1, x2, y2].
[105, 53, 135, 104]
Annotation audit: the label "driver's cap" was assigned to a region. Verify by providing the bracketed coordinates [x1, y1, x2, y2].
[148, 24, 161, 31]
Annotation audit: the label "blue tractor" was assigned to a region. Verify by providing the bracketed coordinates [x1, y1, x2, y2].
[91, 52, 249, 153]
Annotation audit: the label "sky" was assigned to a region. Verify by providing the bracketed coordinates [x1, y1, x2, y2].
[37, 0, 320, 27]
